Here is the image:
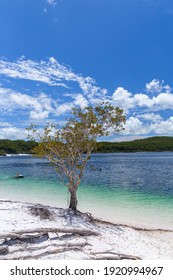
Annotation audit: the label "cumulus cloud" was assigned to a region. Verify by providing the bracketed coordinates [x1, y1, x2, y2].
[0, 57, 173, 140]
[30, 110, 49, 120]
[134, 92, 173, 110]
[0, 127, 26, 140]
[112, 83, 173, 112]
[133, 93, 154, 108]
[0, 87, 54, 120]
[145, 79, 171, 94]
[137, 113, 162, 123]
[55, 103, 74, 115]
[73, 94, 89, 109]
[151, 117, 173, 134]
[124, 117, 147, 135]
[112, 87, 134, 112]
[111, 80, 173, 137]
[121, 116, 173, 136]
[153, 92, 173, 109]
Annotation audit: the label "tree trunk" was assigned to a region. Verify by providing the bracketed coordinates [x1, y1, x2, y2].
[69, 188, 77, 211]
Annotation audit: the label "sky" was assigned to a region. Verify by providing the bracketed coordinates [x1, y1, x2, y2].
[0, 0, 173, 141]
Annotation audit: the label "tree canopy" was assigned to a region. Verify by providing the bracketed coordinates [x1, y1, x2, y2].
[28, 102, 125, 211]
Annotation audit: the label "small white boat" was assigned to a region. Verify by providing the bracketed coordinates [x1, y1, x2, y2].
[14, 174, 24, 179]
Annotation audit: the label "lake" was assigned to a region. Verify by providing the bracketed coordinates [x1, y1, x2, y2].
[0, 152, 173, 229]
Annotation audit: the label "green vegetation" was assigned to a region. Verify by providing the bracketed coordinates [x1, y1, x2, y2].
[95, 136, 173, 153]
[27, 103, 125, 210]
[0, 140, 37, 155]
[0, 136, 173, 156]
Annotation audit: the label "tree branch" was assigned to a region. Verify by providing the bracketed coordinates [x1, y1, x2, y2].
[0, 227, 98, 240]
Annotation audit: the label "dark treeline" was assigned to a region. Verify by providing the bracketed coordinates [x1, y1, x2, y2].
[0, 140, 37, 156]
[94, 136, 173, 153]
[0, 136, 173, 156]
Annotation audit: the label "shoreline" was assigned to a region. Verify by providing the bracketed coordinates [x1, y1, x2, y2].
[1, 198, 172, 233]
[1, 191, 172, 231]
[1, 153, 173, 232]
[0, 198, 173, 260]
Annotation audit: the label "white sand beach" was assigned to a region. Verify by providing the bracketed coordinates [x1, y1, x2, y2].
[0, 199, 173, 260]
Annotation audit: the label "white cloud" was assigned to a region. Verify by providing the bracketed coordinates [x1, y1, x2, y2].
[151, 117, 173, 134]
[137, 113, 162, 123]
[145, 79, 171, 94]
[124, 117, 148, 135]
[133, 93, 154, 108]
[1, 57, 173, 140]
[153, 92, 173, 109]
[111, 81, 173, 112]
[47, 0, 57, 6]
[73, 94, 89, 109]
[55, 103, 74, 115]
[10, 93, 41, 111]
[0, 87, 17, 111]
[0, 57, 107, 99]
[0, 122, 13, 127]
[112, 87, 134, 112]
[0, 87, 54, 120]
[30, 110, 49, 120]
[0, 60, 51, 84]
[0, 127, 26, 140]
[121, 116, 173, 137]
[134, 91, 173, 110]
[110, 135, 148, 142]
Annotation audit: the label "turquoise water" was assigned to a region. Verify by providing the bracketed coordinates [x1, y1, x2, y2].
[0, 153, 173, 229]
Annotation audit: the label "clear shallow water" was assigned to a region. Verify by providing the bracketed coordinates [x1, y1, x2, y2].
[0, 153, 173, 229]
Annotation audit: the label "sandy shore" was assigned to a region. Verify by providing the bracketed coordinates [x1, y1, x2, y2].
[0, 199, 173, 260]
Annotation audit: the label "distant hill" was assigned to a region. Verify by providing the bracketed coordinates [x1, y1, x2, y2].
[94, 136, 173, 153]
[0, 140, 37, 156]
[0, 136, 173, 156]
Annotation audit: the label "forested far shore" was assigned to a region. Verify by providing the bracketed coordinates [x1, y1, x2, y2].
[0, 136, 173, 156]
[0, 140, 36, 156]
[95, 136, 173, 153]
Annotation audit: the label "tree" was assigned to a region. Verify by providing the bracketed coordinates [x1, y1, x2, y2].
[27, 102, 125, 211]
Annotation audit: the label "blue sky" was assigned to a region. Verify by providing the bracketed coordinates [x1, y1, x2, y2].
[0, 0, 173, 141]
